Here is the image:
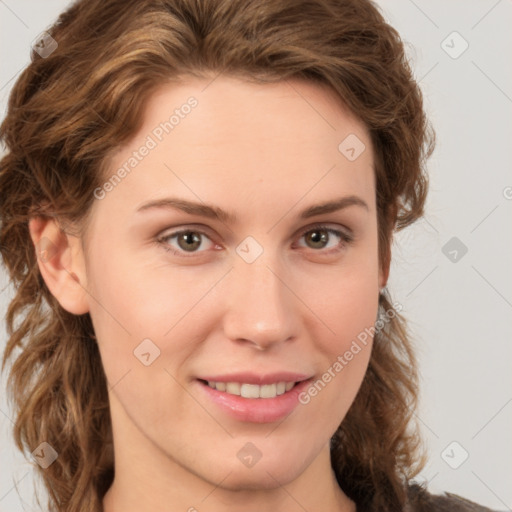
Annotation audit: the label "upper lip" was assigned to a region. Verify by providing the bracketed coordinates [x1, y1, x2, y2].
[198, 372, 312, 385]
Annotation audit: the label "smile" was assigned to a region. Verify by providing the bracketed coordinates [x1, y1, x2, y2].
[196, 374, 313, 423]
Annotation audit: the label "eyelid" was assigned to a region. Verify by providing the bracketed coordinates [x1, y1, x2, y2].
[294, 221, 354, 240]
[156, 224, 219, 256]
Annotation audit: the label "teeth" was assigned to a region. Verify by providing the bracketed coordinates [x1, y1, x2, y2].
[241, 384, 260, 398]
[259, 384, 276, 398]
[226, 382, 241, 395]
[206, 380, 296, 398]
[215, 382, 226, 392]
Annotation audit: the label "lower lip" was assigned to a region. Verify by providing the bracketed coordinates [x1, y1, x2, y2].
[197, 379, 311, 423]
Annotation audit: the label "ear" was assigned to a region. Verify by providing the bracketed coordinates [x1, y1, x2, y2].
[28, 216, 90, 315]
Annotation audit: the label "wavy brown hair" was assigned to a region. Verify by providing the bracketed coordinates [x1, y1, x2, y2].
[0, 0, 435, 511]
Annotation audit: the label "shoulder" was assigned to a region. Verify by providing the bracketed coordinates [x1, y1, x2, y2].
[406, 482, 499, 512]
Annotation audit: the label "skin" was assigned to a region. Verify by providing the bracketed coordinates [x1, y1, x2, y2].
[29, 75, 389, 512]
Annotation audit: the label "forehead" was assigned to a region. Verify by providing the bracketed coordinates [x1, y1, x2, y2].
[92, 75, 375, 227]
[140, 74, 371, 157]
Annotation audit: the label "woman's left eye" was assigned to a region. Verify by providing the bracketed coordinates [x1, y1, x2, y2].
[295, 225, 353, 253]
[157, 224, 353, 257]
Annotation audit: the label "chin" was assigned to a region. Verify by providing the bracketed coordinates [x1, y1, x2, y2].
[212, 463, 305, 491]
[178, 443, 310, 492]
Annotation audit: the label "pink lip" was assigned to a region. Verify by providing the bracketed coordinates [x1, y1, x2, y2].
[196, 376, 313, 424]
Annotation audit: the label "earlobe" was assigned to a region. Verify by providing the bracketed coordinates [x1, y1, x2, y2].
[378, 248, 391, 292]
[28, 216, 90, 315]
[379, 265, 389, 291]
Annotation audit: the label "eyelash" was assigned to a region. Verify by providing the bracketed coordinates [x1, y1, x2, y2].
[156, 223, 354, 258]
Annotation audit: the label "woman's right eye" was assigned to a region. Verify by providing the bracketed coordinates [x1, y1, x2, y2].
[157, 229, 216, 256]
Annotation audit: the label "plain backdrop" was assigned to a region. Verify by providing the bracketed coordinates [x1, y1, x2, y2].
[1, 1, 511, 511]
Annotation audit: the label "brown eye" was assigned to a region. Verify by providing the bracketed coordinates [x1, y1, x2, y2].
[159, 229, 215, 256]
[298, 225, 353, 253]
[176, 231, 202, 252]
[304, 229, 330, 249]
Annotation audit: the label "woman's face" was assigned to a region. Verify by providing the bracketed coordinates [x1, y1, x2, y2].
[78, 75, 386, 492]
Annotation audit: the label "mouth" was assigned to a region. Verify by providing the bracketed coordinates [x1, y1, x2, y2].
[195, 373, 313, 423]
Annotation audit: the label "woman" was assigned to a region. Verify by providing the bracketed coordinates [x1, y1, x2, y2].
[0, 0, 497, 511]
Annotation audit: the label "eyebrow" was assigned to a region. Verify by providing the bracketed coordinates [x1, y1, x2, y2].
[136, 195, 369, 224]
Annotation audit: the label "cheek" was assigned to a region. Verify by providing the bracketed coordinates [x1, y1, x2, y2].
[297, 247, 380, 417]
[84, 251, 204, 437]
[321, 275, 379, 350]
[84, 243, 219, 392]
[306, 240, 380, 356]
[295, 284, 377, 435]
[311, 276, 378, 392]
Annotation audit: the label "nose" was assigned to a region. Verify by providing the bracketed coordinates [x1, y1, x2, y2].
[222, 253, 298, 351]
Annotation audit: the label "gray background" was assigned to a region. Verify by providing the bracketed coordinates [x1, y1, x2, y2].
[1, 1, 511, 510]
